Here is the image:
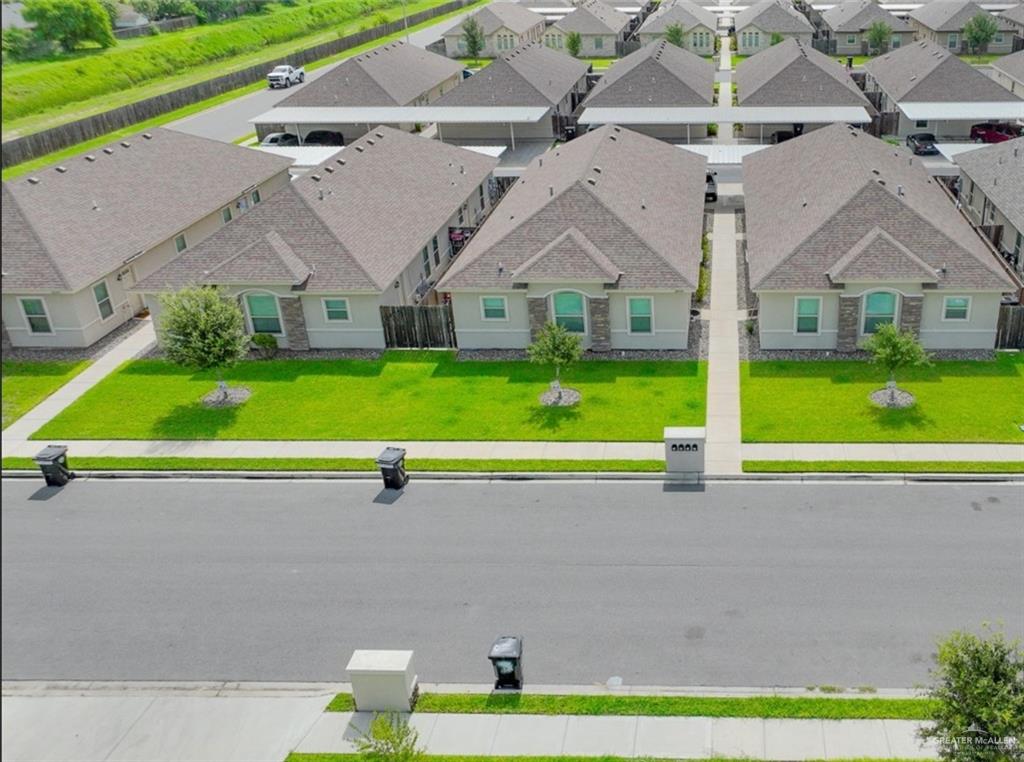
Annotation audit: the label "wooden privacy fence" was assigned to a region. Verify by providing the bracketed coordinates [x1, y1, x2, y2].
[996, 304, 1024, 349]
[380, 304, 458, 349]
[1, 0, 475, 168]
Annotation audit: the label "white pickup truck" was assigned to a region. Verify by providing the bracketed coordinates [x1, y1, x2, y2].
[267, 65, 305, 88]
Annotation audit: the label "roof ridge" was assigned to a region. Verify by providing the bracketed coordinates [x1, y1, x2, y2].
[511, 224, 621, 280]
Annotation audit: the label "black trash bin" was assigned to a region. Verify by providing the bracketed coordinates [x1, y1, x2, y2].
[376, 447, 408, 490]
[33, 445, 73, 487]
[488, 635, 524, 690]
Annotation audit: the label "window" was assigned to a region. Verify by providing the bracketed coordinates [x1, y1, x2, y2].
[251, 189, 262, 204]
[458, 39, 466, 51]
[943, 296, 970, 321]
[478, 184, 486, 210]
[481, 296, 508, 320]
[891, 35, 901, 49]
[862, 291, 897, 334]
[915, 119, 928, 128]
[324, 298, 350, 321]
[628, 297, 653, 334]
[595, 36, 603, 50]
[1014, 231, 1022, 258]
[421, 246, 432, 277]
[794, 296, 820, 334]
[432, 236, 441, 267]
[948, 32, 958, 49]
[93, 281, 114, 320]
[174, 234, 187, 253]
[222, 207, 232, 224]
[995, 33, 1003, 44]
[245, 293, 282, 334]
[552, 291, 585, 333]
[20, 298, 51, 334]
[847, 34, 857, 45]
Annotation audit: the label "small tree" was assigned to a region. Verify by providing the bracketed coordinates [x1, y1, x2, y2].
[527, 322, 583, 403]
[159, 286, 250, 402]
[461, 16, 485, 60]
[565, 30, 582, 57]
[919, 626, 1024, 761]
[356, 713, 425, 762]
[865, 20, 891, 55]
[770, 32, 784, 46]
[22, 0, 116, 52]
[664, 23, 686, 48]
[859, 322, 931, 405]
[963, 13, 998, 58]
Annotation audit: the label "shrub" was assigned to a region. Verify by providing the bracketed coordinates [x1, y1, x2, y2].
[251, 332, 278, 359]
[528, 322, 583, 402]
[22, 0, 116, 52]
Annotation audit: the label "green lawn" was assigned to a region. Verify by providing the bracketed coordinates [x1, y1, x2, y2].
[1, 361, 90, 429]
[741, 354, 1024, 443]
[744, 460, 1024, 474]
[288, 756, 921, 762]
[584, 57, 618, 70]
[31, 353, 706, 441]
[729, 54, 749, 67]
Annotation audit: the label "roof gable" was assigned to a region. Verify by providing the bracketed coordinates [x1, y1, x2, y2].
[443, 3, 545, 35]
[828, 226, 940, 283]
[992, 49, 1024, 84]
[909, 1, 1010, 32]
[435, 43, 588, 106]
[512, 226, 622, 282]
[583, 40, 714, 107]
[202, 231, 312, 286]
[638, 1, 719, 33]
[820, 0, 912, 33]
[737, 38, 873, 107]
[956, 137, 1024, 233]
[735, 0, 813, 33]
[554, 1, 630, 34]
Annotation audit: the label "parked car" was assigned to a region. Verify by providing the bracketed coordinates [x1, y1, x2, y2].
[267, 65, 305, 88]
[705, 171, 718, 203]
[770, 130, 795, 145]
[970, 123, 1021, 143]
[304, 130, 345, 147]
[905, 132, 938, 155]
[261, 132, 299, 147]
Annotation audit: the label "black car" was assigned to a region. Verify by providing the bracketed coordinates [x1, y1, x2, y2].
[304, 130, 345, 147]
[705, 171, 718, 203]
[770, 130, 795, 145]
[906, 132, 938, 155]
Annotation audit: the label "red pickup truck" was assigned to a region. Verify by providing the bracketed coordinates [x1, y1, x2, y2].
[970, 123, 1022, 143]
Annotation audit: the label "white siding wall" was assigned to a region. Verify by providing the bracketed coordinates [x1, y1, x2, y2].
[444, 22, 546, 57]
[609, 291, 691, 349]
[450, 291, 532, 347]
[301, 293, 387, 348]
[736, 27, 812, 55]
[919, 291, 1004, 349]
[757, 291, 841, 350]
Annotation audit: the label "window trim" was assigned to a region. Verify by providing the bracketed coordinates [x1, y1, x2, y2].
[19, 296, 54, 335]
[243, 291, 285, 336]
[93, 279, 115, 322]
[860, 290, 900, 336]
[174, 233, 188, 253]
[627, 296, 654, 335]
[322, 297, 351, 323]
[846, 34, 857, 45]
[251, 189, 262, 205]
[479, 295, 510, 322]
[551, 290, 587, 335]
[793, 295, 822, 335]
[941, 295, 972, 322]
[222, 207, 233, 224]
[947, 32, 958, 49]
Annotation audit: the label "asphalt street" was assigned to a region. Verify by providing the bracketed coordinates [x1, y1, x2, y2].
[3, 479, 1022, 687]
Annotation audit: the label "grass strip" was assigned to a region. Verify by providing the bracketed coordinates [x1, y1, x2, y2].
[744, 460, 1024, 474]
[1, 457, 664, 473]
[326, 692, 934, 720]
[289, 756, 921, 762]
[2, 360, 91, 429]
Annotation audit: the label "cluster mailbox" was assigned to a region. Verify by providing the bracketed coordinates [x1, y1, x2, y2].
[664, 426, 706, 474]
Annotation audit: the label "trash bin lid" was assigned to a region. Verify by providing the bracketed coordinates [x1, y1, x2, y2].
[33, 444, 68, 463]
[375, 447, 407, 466]
[489, 635, 522, 660]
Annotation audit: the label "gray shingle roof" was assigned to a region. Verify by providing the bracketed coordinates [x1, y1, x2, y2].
[638, 1, 719, 34]
[820, 0, 912, 33]
[276, 41, 464, 108]
[1001, 4, 1024, 26]
[862, 39, 1023, 102]
[1, 128, 293, 294]
[437, 125, 707, 292]
[737, 38, 874, 107]
[554, 0, 630, 35]
[442, 3, 545, 36]
[433, 42, 588, 107]
[742, 123, 1014, 292]
[582, 39, 714, 107]
[956, 137, 1024, 234]
[992, 49, 1024, 84]
[734, 0, 813, 34]
[135, 127, 498, 294]
[909, 0, 1011, 32]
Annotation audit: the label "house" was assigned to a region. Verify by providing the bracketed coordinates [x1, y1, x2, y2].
[544, 0, 631, 57]
[636, 1, 719, 54]
[818, 0, 915, 55]
[908, 1, 1014, 55]
[990, 48, 1024, 96]
[1000, 3, 1024, 39]
[442, 3, 546, 58]
[135, 127, 498, 350]
[579, 40, 715, 141]
[430, 42, 590, 145]
[256, 41, 465, 143]
[743, 123, 1016, 351]
[733, 0, 814, 56]
[437, 125, 707, 351]
[862, 40, 1024, 138]
[0, 129, 292, 349]
[956, 137, 1024, 277]
[735, 38, 875, 141]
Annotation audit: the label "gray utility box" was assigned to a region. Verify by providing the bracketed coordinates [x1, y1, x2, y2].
[664, 427, 706, 474]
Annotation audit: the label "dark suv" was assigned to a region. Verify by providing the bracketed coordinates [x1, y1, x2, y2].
[304, 130, 345, 147]
[905, 132, 938, 155]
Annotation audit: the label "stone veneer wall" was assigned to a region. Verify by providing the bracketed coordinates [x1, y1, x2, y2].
[899, 295, 922, 337]
[589, 297, 610, 351]
[527, 297, 548, 341]
[837, 295, 860, 352]
[280, 297, 310, 351]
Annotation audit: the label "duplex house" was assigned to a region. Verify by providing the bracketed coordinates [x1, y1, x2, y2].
[442, 3, 546, 58]
[908, 1, 1014, 54]
[818, 0, 915, 55]
[734, 0, 814, 55]
[258, 41, 465, 143]
[991, 48, 1024, 96]
[545, 0, 631, 57]
[579, 39, 715, 141]
[437, 125, 707, 351]
[636, 1, 719, 54]
[735, 38, 875, 141]
[1, 129, 292, 349]
[430, 42, 590, 144]
[135, 127, 498, 350]
[862, 40, 1024, 138]
[743, 123, 1016, 351]
[956, 137, 1024, 277]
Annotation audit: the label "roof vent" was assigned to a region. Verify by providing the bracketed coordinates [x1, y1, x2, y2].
[311, 174, 322, 182]
[337, 158, 346, 165]
[367, 139, 375, 146]
[142, 132, 153, 139]
[103, 147, 115, 154]
[26, 177, 40, 185]
[549, 185, 554, 196]
[593, 166, 602, 173]
[539, 158, 543, 167]
[375, 131, 384, 138]
[872, 168, 880, 174]
[324, 165, 335, 173]
[85, 155, 96, 162]
[801, 199, 807, 207]
[354, 146, 364, 152]
[120, 141, 131, 148]
[55, 166, 68, 173]
[640, 198, 646, 209]
[587, 178, 597, 185]
[877, 179, 886, 186]
[897, 184, 904, 196]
